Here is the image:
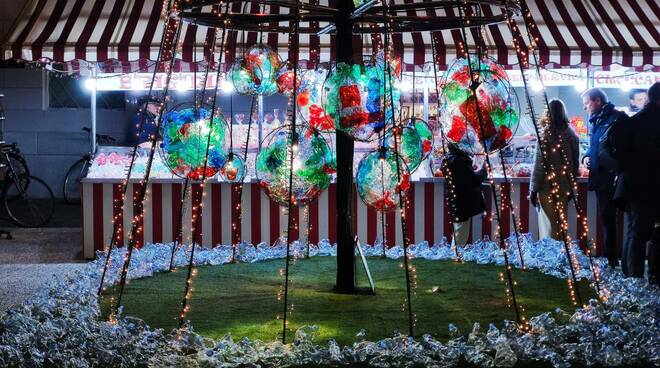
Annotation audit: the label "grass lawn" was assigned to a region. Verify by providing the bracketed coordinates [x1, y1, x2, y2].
[100, 257, 595, 345]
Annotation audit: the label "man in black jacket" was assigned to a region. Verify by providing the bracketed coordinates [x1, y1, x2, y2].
[442, 143, 487, 247]
[613, 82, 660, 281]
[582, 88, 628, 269]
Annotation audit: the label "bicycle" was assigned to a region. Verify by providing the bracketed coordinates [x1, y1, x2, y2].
[62, 127, 116, 204]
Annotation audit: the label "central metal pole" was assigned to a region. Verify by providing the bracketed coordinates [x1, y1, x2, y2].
[334, 0, 356, 293]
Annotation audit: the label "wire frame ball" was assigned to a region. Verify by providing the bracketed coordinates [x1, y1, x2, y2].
[255, 125, 335, 207]
[219, 152, 246, 183]
[356, 148, 410, 212]
[297, 68, 333, 132]
[322, 60, 399, 142]
[159, 107, 226, 180]
[439, 57, 519, 155]
[230, 45, 282, 96]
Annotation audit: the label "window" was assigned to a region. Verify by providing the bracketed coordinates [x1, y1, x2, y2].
[48, 73, 125, 109]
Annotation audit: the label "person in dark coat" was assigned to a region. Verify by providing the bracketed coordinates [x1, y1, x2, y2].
[441, 143, 487, 247]
[612, 82, 660, 281]
[581, 88, 628, 269]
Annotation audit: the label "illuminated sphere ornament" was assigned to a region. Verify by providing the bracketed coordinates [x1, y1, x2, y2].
[230, 45, 282, 96]
[219, 153, 246, 182]
[439, 57, 519, 154]
[255, 126, 335, 207]
[160, 108, 226, 179]
[384, 125, 423, 173]
[275, 66, 299, 95]
[297, 68, 333, 131]
[356, 148, 410, 212]
[322, 60, 399, 141]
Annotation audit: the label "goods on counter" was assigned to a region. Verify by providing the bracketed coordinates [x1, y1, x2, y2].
[160, 108, 226, 179]
[440, 57, 519, 155]
[255, 126, 335, 207]
[356, 148, 409, 212]
[297, 68, 333, 132]
[230, 45, 282, 96]
[322, 58, 399, 141]
[219, 153, 246, 182]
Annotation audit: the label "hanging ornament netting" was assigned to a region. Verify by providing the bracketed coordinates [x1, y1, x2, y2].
[322, 58, 400, 142]
[219, 153, 246, 182]
[383, 118, 434, 173]
[297, 68, 333, 132]
[159, 108, 226, 180]
[256, 126, 336, 207]
[439, 57, 519, 154]
[230, 45, 282, 96]
[356, 149, 410, 212]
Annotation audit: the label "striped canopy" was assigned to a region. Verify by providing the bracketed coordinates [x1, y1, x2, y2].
[2, 0, 658, 72]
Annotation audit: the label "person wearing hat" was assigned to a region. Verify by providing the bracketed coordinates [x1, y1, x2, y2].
[129, 95, 162, 146]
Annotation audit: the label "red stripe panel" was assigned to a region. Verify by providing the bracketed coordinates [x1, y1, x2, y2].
[223, 2, 242, 65]
[93, 183, 104, 252]
[352, 35, 363, 64]
[553, 0, 591, 64]
[589, 0, 633, 66]
[119, 0, 145, 62]
[443, 183, 452, 239]
[518, 182, 530, 233]
[266, 5, 280, 51]
[404, 185, 414, 245]
[251, 185, 262, 245]
[482, 187, 493, 241]
[75, 0, 105, 60]
[191, 183, 203, 246]
[534, 0, 571, 66]
[133, 183, 144, 248]
[54, 0, 85, 61]
[12, 0, 47, 59]
[172, 183, 183, 243]
[570, 1, 612, 66]
[289, 205, 299, 242]
[386, 211, 395, 249]
[443, 7, 465, 59]
[245, 2, 260, 47]
[181, 22, 198, 64]
[269, 196, 280, 245]
[231, 184, 241, 245]
[97, 0, 126, 63]
[608, 0, 653, 66]
[204, 25, 216, 64]
[152, 183, 163, 243]
[31, 0, 67, 59]
[112, 184, 124, 246]
[367, 206, 377, 246]
[577, 183, 588, 251]
[628, 0, 660, 42]
[424, 183, 434, 245]
[500, 184, 511, 239]
[309, 199, 319, 245]
[480, 5, 510, 66]
[520, 1, 549, 65]
[139, 0, 162, 61]
[328, 184, 337, 244]
[212, 184, 222, 246]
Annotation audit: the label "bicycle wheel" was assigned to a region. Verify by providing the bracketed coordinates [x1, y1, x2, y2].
[3, 175, 55, 227]
[63, 158, 89, 204]
[0, 152, 30, 197]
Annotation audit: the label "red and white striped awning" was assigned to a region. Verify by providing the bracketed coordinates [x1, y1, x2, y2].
[2, 0, 658, 72]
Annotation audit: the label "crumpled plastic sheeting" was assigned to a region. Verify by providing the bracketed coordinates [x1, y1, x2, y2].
[0, 236, 658, 367]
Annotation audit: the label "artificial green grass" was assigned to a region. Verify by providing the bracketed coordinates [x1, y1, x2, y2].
[100, 257, 595, 345]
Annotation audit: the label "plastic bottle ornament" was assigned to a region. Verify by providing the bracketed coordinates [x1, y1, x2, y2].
[356, 148, 410, 212]
[219, 153, 246, 182]
[297, 68, 333, 131]
[383, 125, 423, 173]
[439, 57, 519, 155]
[159, 108, 226, 179]
[230, 45, 282, 96]
[410, 118, 434, 160]
[322, 61, 399, 141]
[255, 126, 335, 207]
[275, 66, 300, 95]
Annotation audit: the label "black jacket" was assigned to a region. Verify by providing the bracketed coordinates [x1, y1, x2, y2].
[612, 104, 660, 211]
[442, 149, 487, 222]
[586, 103, 628, 190]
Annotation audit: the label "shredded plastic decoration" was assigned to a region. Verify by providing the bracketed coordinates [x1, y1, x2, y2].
[322, 59, 400, 141]
[255, 126, 336, 206]
[2, 234, 656, 367]
[159, 108, 226, 179]
[275, 66, 299, 95]
[439, 58, 519, 154]
[356, 149, 410, 211]
[230, 45, 282, 96]
[297, 68, 334, 132]
[218, 153, 246, 182]
[383, 118, 433, 174]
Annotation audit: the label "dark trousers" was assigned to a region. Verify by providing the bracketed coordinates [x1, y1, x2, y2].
[595, 185, 618, 267]
[623, 200, 654, 277]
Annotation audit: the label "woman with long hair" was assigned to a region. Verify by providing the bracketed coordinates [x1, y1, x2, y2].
[530, 99, 580, 240]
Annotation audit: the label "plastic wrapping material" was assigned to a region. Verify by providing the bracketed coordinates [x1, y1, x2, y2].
[356, 149, 409, 212]
[255, 126, 335, 206]
[440, 58, 519, 155]
[297, 68, 334, 132]
[230, 45, 282, 96]
[159, 108, 226, 179]
[219, 153, 246, 182]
